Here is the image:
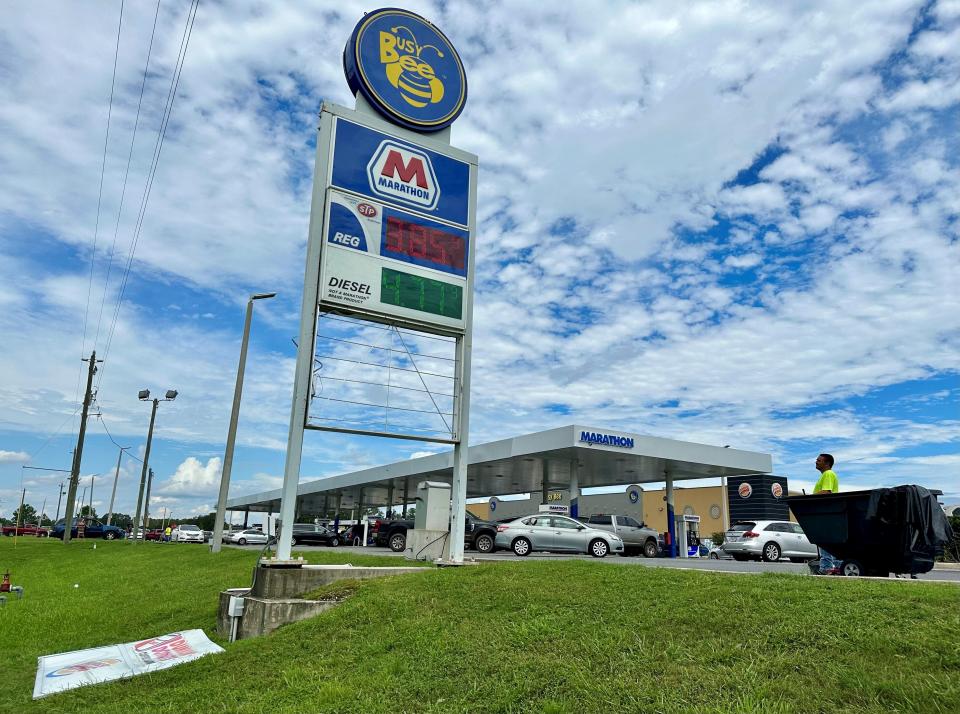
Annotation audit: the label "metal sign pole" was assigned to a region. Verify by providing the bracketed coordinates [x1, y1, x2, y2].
[275, 109, 335, 563]
[445, 159, 478, 564]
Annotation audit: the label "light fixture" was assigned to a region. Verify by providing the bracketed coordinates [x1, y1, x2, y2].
[165, 390, 178, 400]
[252, 292, 277, 301]
[138, 389, 150, 400]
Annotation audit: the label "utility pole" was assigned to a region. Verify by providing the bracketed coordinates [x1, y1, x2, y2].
[106, 446, 128, 526]
[62, 351, 101, 543]
[141, 468, 154, 534]
[131, 399, 159, 544]
[55, 481, 66, 523]
[13, 488, 25, 547]
[89, 475, 95, 517]
[38, 497, 47, 527]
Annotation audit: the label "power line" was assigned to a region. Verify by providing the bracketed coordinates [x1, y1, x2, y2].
[74, 0, 125, 428]
[97, 0, 200, 392]
[93, 0, 163, 353]
[95, 413, 144, 463]
[25, 406, 82, 463]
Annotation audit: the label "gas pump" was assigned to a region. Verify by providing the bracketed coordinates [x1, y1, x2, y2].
[674, 514, 702, 558]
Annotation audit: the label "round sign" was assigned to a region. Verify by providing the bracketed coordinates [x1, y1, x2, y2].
[738, 482, 753, 499]
[628, 489, 640, 504]
[489, 499, 497, 512]
[771, 483, 783, 499]
[343, 8, 468, 133]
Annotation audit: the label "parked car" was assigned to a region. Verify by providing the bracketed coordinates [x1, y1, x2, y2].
[723, 520, 818, 562]
[708, 544, 734, 560]
[171, 524, 205, 543]
[290, 524, 340, 547]
[580, 514, 659, 557]
[144, 528, 164, 541]
[375, 512, 499, 553]
[1, 523, 50, 537]
[495, 514, 625, 558]
[223, 528, 274, 546]
[339, 523, 373, 546]
[52, 518, 127, 540]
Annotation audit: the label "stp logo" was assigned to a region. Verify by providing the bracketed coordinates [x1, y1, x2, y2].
[357, 202, 377, 217]
[366, 140, 440, 211]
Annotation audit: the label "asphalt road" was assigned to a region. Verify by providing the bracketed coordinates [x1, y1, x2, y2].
[236, 543, 960, 583]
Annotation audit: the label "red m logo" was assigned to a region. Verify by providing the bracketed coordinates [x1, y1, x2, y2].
[380, 150, 428, 188]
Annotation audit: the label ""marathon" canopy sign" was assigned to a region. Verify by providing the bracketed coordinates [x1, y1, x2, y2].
[579, 431, 635, 448]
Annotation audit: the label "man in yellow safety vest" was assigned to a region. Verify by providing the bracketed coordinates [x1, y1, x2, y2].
[815, 453, 840, 573]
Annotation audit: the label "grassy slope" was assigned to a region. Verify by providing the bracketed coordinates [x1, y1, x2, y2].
[1, 539, 958, 714]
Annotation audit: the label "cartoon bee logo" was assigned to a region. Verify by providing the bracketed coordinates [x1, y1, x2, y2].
[379, 26, 446, 108]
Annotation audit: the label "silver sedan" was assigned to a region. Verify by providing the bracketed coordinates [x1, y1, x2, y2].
[223, 528, 273, 546]
[494, 514, 624, 558]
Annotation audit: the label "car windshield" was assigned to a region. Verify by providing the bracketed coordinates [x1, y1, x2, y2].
[180, 525, 200, 531]
[729, 523, 756, 532]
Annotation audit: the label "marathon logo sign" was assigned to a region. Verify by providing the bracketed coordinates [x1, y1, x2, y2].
[580, 431, 635, 448]
[367, 141, 440, 211]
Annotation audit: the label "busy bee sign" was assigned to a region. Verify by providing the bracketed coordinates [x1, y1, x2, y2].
[343, 8, 467, 132]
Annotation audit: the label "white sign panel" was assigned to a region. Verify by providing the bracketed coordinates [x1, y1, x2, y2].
[34, 629, 223, 699]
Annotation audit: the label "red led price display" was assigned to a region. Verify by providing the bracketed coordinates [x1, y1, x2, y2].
[384, 215, 466, 274]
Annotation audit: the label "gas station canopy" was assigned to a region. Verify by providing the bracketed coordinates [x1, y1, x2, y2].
[227, 425, 773, 515]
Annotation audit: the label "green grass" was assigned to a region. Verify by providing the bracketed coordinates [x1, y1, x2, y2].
[1, 539, 958, 713]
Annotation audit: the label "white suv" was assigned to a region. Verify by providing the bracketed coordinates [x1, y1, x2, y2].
[723, 520, 818, 562]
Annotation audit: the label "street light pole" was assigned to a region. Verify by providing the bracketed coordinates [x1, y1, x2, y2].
[211, 292, 276, 553]
[106, 446, 129, 526]
[141, 468, 154, 535]
[130, 389, 176, 543]
[131, 398, 158, 544]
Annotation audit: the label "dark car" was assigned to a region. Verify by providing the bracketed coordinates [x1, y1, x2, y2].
[290, 524, 340, 547]
[52, 517, 127, 540]
[376, 513, 499, 553]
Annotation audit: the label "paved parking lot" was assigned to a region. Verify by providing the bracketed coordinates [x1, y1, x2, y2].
[231, 543, 960, 582]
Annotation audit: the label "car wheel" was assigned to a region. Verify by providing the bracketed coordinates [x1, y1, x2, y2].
[512, 537, 531, 556]
[762, 542, 781, 562]
[104, 531, 117, 541]
[291, 537, 300, 546]
[590, 539, 609, 558]
[389, 532, 406, 552]
[238, 537, 247, 545]
[841, 560, 863, 577]
[643, 539, 659, 558]
[329, 537, 339, 547]
[475, 533, 494, 554]
[709, 552, 720, 560]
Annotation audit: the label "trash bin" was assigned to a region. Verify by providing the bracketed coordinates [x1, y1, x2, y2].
[787, 485, 953, 577]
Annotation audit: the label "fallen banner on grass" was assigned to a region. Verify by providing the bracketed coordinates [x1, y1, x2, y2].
[33, 629, 224, 698]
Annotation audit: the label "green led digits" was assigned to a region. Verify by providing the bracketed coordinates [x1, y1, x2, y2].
[380, 267, 463, 319]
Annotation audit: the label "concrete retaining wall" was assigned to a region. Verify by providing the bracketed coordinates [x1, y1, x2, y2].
[218, 564, 428, 639]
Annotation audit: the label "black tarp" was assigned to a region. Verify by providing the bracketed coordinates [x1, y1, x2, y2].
[866, 485, 954, 554]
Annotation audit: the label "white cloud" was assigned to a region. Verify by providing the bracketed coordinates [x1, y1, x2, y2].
[0, 0, 958, 514]
[0, 450, 30, 464]
[158, 456, 222, 497]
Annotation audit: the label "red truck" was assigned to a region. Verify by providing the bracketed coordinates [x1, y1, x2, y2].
[1, 524, 50, 537]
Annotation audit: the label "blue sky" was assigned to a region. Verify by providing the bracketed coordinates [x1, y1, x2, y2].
[1, 0, 958, 523]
